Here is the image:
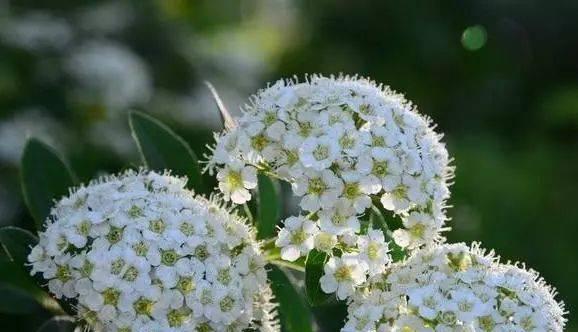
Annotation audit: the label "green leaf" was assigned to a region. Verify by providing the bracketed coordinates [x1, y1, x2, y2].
[305, 249, 331, 306]
[37, 316, 77, 332]
[0, 284, 43, 314]
[268, 265, 313, 332]
[129, 111, 205, 193]
[256, 174, 280, 239]
[21, 139, 75, 230]
[0, 258, 63, 315]
[0, 226, 38, 268]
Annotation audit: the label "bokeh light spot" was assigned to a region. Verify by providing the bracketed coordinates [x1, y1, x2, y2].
[461, 25, 487, 51]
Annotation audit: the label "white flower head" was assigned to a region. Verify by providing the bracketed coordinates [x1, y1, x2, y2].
[342, 243, 567, 332]
[28, 170, 279, 331]
[209, 74, 454, 300]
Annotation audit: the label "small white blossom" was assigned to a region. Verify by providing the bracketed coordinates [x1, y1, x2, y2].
[217, 160, 258, 204]
[275, 216, 318, 262]
[320, 254, 368, 300]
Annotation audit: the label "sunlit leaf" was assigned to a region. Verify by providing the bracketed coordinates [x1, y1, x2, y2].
[129, 111, 205, 193]
[305, 249, 331, 306]
[268, 265, 313, 332]
[21, 139, 75, 230]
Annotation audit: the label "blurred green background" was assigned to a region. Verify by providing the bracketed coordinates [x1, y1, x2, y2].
[0, 0, 576, 330]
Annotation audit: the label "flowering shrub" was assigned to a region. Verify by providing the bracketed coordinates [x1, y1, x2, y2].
[27, 170, 278, 331]
[343, 243, 567, 332]
[1, 76, 567, 332]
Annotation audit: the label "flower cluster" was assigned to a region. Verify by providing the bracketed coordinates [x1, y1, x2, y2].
[208, 75, 452, 299]
[27, 170, 279, 332]
[342, 243, 567, 332]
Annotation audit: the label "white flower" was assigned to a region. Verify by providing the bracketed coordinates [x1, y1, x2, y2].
[318, 199, 359, 235]
[299, 135, 340, 170]
[217, 160, 258, 204]
[392, 212, 438, 249]
[275, 216, 318, 262]
[341, 243, 567, 332]
[357, 230, 390, 276]
[293, 169, 343, 212]
[320, 254, 368, 300]
[28, 170, 279, 331]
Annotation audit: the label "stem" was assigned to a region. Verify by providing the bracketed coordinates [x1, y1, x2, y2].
[242, 203, 254, 223]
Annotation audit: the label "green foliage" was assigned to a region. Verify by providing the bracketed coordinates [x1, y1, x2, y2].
[20, 139, 76, 230]
[256, 174, 280, 239]
[0, 226, 38, 267]
[305, 249, 332, 306]
[129, 111, 205, 193]
[267, 266, 313, 332]
[0, 258, 63, 315]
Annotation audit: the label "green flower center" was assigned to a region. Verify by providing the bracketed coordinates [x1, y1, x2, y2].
[133, 241, 148, 256]
[308, 178, 326, 195]
[339, 134, 356, 149]
[76, 220, 91, 236]
[56, 265, 71, 282]
[312, 145, 329, 161]
[219, 296, 235, 312]
[106, 226, 124, 244]
[133, 297, 154, 316]
[372, 136, 385, 147]
[367, 242, 380, 260]
[111, 259, 124, 275]
[179, 222, 195, 236]
[251, 134, 269, 151]
[334, 266, 352, 282]
[161, 249, 179, 266]
[372, 161, 388, 177]
[226, 171, 243, 189]
[177, 277, 195, 294]
[291, 230, 307, 245]
[344, 182, 360, 199]
[103, 288, 120, 306]
[149, 219, 166, 234]
[194, 245, 209, 261]
[123, 266, 139, 281]
[128, 205, 143, 218]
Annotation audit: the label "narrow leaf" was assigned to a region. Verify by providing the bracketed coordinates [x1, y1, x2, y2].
[305, 249, 331, 306]
[21, 138, 75, 230]
[204, 81, 237, 129]
[256, 174, 280, 239]
[129, 111, 205, 193]
[268, 266, 313, 332]
[37, 316, 77, 332]
[0, 226, 38, 267]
